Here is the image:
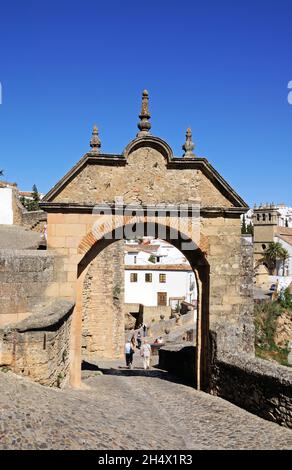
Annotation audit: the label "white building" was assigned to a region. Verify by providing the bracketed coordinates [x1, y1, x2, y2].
[242, 204, 292, 228]
[124, 238, 189, 265]
[0, 182, 17, 225]
[274, 231, 292, 276]
[277, 205, 292, 228]
[124, 239, 197, 307]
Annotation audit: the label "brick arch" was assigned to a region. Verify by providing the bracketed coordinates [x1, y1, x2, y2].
[71, 217, 210, 391]
[77, 213, 209, 259]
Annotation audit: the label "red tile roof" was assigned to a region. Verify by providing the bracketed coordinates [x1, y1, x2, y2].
[124, 264, 192, 271]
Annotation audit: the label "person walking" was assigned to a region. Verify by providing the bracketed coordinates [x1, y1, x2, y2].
[142, 323, 147, 338]
[136, 331, 142, 349]
[140, 339, 151, 370]
[125, 339, 133, 369]
[130, 334, 136, 368]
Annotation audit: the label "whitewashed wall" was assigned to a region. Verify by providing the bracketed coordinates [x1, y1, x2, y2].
[124, 269, 197, 306]
[0, 188, 13, 224]
[274, 236, 292, 276]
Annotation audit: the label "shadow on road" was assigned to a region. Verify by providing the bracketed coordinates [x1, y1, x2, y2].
[81, 360, 193, 387]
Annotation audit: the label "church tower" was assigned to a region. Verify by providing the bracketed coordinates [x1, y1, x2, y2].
[253, 203, 279, 265]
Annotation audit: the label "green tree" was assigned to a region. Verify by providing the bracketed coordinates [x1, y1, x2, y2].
[22, 184, 41, 211]
[246, 222, 254, 236]
[263, 242, 289, 275]
[241, 215, 247, 234]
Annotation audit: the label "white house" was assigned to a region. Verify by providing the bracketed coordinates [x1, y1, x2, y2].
[277, 205, 292, 228]
[124, 238, 189, 266]
[0, 184, 14, 224]
[124, 239, 197, 307]
[274, 232, 292, 276]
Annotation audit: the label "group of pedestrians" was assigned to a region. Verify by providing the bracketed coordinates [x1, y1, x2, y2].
[124, 325, 151, 370]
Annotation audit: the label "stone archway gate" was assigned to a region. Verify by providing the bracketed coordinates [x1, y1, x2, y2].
[40, 91, 254, 389]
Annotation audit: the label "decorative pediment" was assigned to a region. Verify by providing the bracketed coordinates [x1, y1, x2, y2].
[42, 91, 248, 212]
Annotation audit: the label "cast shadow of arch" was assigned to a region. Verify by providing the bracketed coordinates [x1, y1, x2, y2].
[81, 354, 196, 388]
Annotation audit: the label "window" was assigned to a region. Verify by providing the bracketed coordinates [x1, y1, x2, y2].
[257, 214, 260, 221]
[159, 273, 166, 283]
[130, 273, 138, 282]
[134, 256, 137, 264]
[269, 213, 272, 221]
[145, 273, 152, 282]
[262, 214, 266, 222]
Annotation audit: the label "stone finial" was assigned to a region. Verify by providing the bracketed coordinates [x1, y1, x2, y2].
[182, 128, 195, 158]
[137, 90, 151, 137]
[90, 125, 101, 153]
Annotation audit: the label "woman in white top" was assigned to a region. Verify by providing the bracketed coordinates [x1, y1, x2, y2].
[140, 340, 152, 370]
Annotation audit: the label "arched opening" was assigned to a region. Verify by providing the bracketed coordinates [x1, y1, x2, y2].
[70, 222, 209, 391]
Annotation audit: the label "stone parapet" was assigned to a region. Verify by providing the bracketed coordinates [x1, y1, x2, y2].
[0, 299, 74, 387]
[210, 352, 292, 429]
[0, 250, 66, 326]
[159, 344, 196, 386]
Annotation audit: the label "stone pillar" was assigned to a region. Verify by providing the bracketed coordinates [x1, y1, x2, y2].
[81, 240, 125, 362]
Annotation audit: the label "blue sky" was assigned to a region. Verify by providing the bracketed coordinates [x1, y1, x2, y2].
[0, 0, 291, 206]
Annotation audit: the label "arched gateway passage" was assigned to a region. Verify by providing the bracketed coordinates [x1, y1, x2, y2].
[41, 91, 253, 391]
[72, 221, 209, 390]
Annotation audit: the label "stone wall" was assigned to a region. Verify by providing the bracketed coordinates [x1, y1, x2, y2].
[0, 300, 74, 387]
[159, 344, 196, 386]
[82, 241, 125, 362]
[143, 305, 172, 324]
[210, 352, 292, 429]
[21, 210, 47, 232]
[52, 148, 233, 207]
[124, 303, 143, 330]
[147, 310, 194, 339]
[0, 250, 66, 326]
[206, 229, 255, 355]
[159, 332, 292, 429]
[11, 189, 47, 231]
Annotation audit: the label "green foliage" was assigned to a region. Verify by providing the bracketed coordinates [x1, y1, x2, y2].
[262, 242, 289, 275]
[21, 184, 41, 211]
[246, 222, 254, 235]
[241, 216, 254, 235]
[241, 215, 247, 234]
[254, 300, 291, 366]
[254, 301, 282, 347]
[279, 288, 292, 309]
[62, 349, 68, 362]
[148, 254, 156, 263]
[56, 372, 64, 388]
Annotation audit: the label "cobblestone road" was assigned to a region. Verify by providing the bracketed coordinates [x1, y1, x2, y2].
[0, 358, 292, 450]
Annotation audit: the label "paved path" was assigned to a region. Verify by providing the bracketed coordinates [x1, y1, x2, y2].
[0, 359, 292, 450]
